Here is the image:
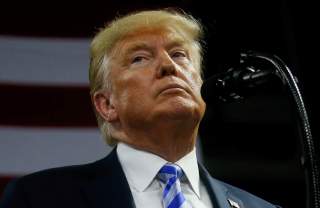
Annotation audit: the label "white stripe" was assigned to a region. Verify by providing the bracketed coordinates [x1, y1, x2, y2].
[163, 178, 182, 207]
[0, 35, 90, 85]
[0, 126, 112, 175]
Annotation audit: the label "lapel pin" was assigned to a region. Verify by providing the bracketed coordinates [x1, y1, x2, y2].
[227, 198, 241, 208]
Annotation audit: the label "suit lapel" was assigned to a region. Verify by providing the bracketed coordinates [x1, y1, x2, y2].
[81, 147, 244, 208]
[199, 163, 243, 208]
[82, 148, 135, 208]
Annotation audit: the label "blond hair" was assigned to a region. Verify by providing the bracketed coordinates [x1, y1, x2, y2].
[89, 9, 204, 145]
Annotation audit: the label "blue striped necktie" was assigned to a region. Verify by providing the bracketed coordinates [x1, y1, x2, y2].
[157, 163, 187, 208]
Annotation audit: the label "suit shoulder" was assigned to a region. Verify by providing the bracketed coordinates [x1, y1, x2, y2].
[7, 153, 115, 195]
[0, 163, 94, 207]
[19, 154, 112, 184]
[0, 153, 116, 207]
[217, 179, 281, 208]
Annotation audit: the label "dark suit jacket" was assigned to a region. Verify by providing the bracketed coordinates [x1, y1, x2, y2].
[0, 148, 280, 208]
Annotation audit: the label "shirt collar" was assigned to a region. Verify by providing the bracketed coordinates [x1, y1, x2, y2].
[117, 142, 167, 192]
[116, 142, 201, 198]
[175, 147, 201, 198]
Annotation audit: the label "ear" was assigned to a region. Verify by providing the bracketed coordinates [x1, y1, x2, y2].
[92, 91, 118, 122]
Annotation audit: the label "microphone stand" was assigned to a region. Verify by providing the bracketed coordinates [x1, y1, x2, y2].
[211, 51, 320, 208]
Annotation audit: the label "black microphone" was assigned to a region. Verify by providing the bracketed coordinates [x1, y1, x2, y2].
[201, 56, 280, 103]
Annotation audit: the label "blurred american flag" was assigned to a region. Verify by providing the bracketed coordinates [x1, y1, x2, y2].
[0, 35, 112, 196]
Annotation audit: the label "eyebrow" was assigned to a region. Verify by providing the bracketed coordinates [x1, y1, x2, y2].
[122, 37, 191, 57]
[165, 38, 189, 50]
[124, 42, 153, 57]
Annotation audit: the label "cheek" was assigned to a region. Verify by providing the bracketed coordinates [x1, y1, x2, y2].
[185, 70, 202, 92]
[178, 61, 202, 87]
[114, 74, 152, 104]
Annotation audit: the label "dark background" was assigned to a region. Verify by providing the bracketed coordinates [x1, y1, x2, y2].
[1, 0, 319, 207]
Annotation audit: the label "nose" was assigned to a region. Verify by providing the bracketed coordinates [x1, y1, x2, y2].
[156, 52, 177, 78]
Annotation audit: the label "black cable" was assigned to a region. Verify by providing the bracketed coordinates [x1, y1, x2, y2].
[203, 51, 320, 208]
[246, 51, 320, 208]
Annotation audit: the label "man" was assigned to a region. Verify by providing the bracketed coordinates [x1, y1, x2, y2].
[0, 9, 280, 208]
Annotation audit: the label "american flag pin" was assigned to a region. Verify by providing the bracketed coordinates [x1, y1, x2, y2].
[227, 198, 241, 208]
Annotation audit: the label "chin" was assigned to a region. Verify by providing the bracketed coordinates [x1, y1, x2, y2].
[156, 98, 203, 121]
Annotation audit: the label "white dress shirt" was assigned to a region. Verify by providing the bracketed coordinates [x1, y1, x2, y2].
[117, 142, 213, 208]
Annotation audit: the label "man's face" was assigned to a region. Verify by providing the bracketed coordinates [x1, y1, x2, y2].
[107, 28, 206, 137]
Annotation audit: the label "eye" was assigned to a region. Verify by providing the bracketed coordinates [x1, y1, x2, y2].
[130, 51, 151, 65]
[132, 56, 146, 64]
[171, 51, 187, 58]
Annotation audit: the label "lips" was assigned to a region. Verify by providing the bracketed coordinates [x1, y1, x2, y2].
[159, 83, 189, 95]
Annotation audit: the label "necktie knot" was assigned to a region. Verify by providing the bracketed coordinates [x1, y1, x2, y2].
[158, 164, 183, 184]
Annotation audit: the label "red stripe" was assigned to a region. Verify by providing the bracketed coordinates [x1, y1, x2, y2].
[0, 175, 17, 198]
[0, 83, 96, 127]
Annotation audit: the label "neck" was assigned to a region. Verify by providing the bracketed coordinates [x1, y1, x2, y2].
[115, 119, 200, 162]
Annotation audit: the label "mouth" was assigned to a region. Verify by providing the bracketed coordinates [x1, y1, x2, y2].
[159, 83, 189, 95]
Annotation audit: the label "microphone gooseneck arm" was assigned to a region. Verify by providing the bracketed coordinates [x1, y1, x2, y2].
[248, 51, 320, 208]
[202, 51, 319, 208]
